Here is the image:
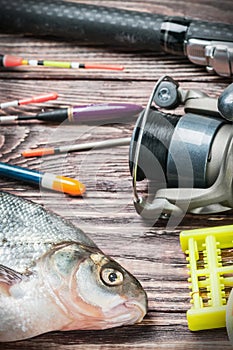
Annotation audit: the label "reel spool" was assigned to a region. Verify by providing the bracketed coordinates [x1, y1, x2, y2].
[129, 76, 233, 218]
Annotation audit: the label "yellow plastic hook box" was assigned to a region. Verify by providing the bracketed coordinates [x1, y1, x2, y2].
[180, 225, 233, 331]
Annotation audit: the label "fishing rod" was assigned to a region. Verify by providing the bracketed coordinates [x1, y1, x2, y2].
[0, 54, 124, 71]
[0, 103, 143, 124]
[0, 0, 232, 76]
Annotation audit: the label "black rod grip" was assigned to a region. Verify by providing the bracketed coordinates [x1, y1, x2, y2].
[187, 20, 233, 43]
[0, 0, 233, 55]
[0, 0, 166, 51]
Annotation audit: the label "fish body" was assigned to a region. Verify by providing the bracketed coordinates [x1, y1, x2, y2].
[0, 192, 147, 342]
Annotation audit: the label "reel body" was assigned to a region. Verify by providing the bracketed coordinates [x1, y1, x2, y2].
[129, 76, 233, 218]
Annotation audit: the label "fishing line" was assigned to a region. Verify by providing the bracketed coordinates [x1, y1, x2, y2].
[129, 108, 179, 182]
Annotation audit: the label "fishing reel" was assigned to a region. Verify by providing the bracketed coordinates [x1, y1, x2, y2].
[129, 76, 233, 218]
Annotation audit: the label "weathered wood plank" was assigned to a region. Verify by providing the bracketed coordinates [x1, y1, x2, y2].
[0, 0, 233, 349]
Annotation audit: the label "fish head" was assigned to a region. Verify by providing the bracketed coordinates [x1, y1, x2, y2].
[74, 251, 148, 329]
[45, 243, 147, 331]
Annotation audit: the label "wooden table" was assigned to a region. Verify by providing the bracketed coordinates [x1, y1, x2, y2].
[0, 1, 233, 349]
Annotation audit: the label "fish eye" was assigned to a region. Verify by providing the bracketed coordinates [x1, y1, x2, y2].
[100, 267, 124, 287]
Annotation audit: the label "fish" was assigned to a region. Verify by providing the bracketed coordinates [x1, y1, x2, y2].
[0, 191, 147, 342]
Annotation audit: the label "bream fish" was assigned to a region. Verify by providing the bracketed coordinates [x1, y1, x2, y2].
[0, 192, 147, 342]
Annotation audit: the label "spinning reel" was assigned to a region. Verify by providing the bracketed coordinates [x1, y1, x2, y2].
[129, 76, 233, 218]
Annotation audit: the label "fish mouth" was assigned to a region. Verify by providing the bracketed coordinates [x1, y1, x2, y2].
[106, 299, 147, 328]
[124, 300, 147, 324]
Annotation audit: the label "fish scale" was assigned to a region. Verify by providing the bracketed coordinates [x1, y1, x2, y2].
[0, 192, 96, 273]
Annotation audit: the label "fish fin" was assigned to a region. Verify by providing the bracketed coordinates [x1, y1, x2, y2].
[226, 287, 233, 345]
[0, 264, 24, 286]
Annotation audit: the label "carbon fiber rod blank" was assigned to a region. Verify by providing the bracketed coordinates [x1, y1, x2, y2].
[0, 0, 233, 75]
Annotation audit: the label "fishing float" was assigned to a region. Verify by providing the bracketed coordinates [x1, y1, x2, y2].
[0, 92, 58, 109]
[0, 54, 124, 71]
[22, 137, 131, 157]
[0, 162, 85, 196]
[0, 103, 143, 124]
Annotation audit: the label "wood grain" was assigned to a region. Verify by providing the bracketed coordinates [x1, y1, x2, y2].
[0, 0, 233, 349]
